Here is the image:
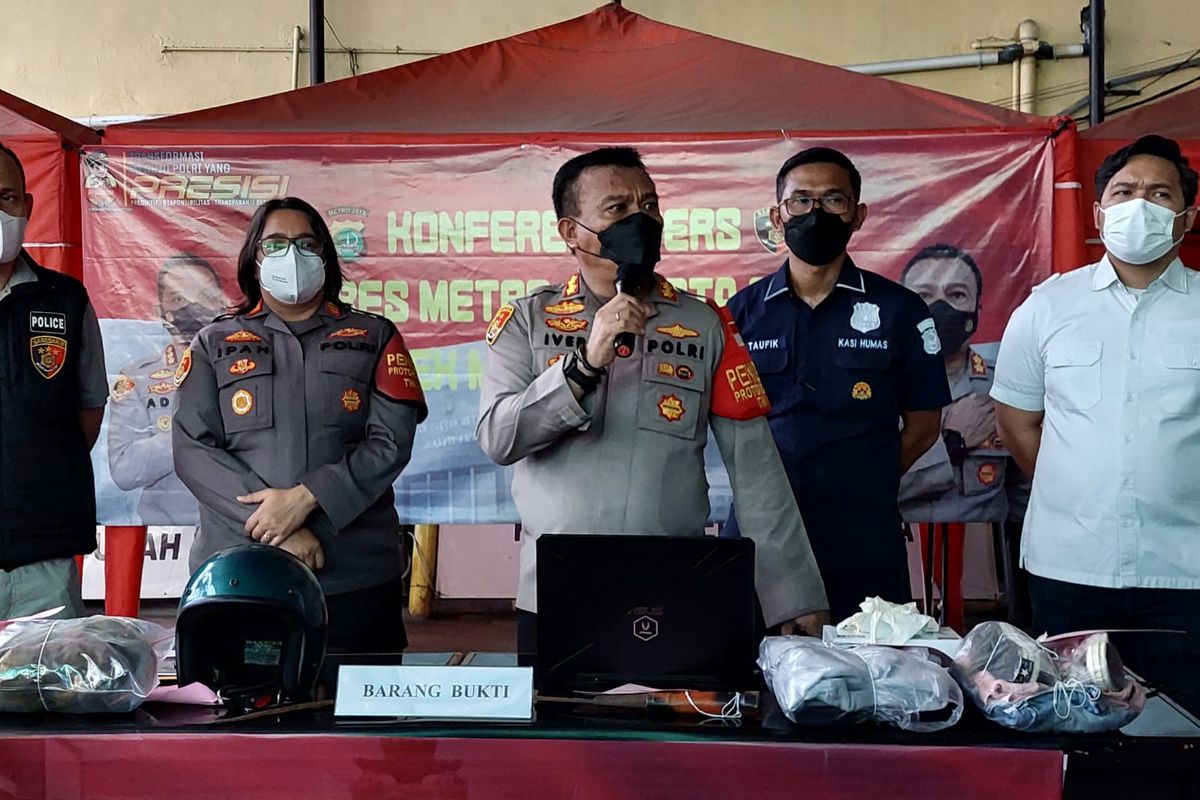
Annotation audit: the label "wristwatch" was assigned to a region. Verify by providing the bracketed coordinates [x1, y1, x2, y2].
[563, 343, 605, 394]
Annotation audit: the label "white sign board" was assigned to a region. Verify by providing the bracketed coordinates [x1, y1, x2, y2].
[334, 665, 534, 720]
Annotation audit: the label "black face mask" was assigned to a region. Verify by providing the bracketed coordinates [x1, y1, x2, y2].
[576, 212, 663, 289]
[782, 207, 854, 266]
[165, 302, 219, 340]
[928, 299, 977, 354]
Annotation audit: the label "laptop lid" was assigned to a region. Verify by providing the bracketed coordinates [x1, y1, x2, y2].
[535, 534, 758, 692]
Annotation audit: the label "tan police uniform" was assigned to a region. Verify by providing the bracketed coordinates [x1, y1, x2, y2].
[477, 273, 827, 626]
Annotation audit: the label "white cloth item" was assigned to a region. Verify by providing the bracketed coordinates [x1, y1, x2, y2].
[835, 597, 938, 645]
[991, 257, 1200, 589]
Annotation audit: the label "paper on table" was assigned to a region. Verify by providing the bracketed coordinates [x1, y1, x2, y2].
[146, 682, 223, 706]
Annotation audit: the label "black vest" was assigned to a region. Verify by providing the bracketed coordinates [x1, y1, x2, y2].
[0, 256, 97, 569]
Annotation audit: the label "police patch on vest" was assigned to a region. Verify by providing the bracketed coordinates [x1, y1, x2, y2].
[852, 381, 872, 400]
[29, 311, 66, 334]
[341, 388, 362, 412]
[231, 388, 254, 416]
[30, 335, 67, 379]
[548, 354, 564, 367]
[225, 330, 263, 343]
[657, 362, 676, 378]
[658, 394, 685, 422]
[971, 352, 988, 376]
[658, 278, 678, 302]
[229, 358, 256, 376]
[545, 317, 588, 333]
[156, 415, 172, 433]
[165, 345, 178, 366]
[174, 347, 193, 387]
[148, 382, 175, 395]
[676, 365, 694, 381]
[918, 318, 942, 355]
[150, 368, 175, 380]
[562, 273, 581, 298]
[655, 323, 700, 339]
[486, 305, 514, 347]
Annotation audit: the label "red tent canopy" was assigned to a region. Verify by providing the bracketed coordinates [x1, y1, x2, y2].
[102, 5, 1084, 269]
[106, 4, 1053, 144]
[0, 89, 99, 277]
[1079, 85, 1200, 263]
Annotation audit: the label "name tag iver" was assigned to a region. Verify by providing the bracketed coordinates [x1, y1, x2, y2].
[334, 665, 533, 719]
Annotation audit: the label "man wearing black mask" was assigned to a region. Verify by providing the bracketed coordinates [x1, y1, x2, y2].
[108, 254, 223, 525]
[898, 244, 1029, 524]
[725, 148, 950, 621]
[477, 146, 828, 655]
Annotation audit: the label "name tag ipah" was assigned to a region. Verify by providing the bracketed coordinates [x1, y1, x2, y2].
[334, 665, 533, 720]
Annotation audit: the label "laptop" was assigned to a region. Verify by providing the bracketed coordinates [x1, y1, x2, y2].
[535, 534, 759, 692]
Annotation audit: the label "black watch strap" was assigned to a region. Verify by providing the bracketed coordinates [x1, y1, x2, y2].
[564, 349, 602, 393]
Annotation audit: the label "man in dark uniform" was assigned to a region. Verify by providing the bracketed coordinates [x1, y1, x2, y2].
[0, 143, 107, 618]
[725, 147, 950, 621]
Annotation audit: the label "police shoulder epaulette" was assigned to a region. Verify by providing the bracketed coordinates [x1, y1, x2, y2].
[344, 306, 395, 326]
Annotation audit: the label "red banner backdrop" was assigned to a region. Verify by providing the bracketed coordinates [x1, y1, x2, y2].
[82, 134, 1055, 524]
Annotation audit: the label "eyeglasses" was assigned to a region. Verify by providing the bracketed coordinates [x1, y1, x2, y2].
[779, 194, 854, 216]
[257, 235, 323, 258]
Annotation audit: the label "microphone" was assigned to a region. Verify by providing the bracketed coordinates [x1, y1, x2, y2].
[613, 262, 639, 359]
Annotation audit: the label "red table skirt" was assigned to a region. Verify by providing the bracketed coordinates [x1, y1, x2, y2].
[1, 734, 1062, 800]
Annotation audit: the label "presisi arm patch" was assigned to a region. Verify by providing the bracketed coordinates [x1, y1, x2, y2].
[707, 302, 771, 420]
[375, 328, 428, 420]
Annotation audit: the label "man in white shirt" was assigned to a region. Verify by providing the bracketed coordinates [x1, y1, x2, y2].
[991, 135, 1200, 709]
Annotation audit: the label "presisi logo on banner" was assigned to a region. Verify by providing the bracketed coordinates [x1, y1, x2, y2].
[120, 151, 291, 208]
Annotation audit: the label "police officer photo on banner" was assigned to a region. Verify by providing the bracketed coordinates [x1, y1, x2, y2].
[724, 147, 951, 622]
[898, 244, 1030, 525]
[172, 196, 428, 654]
[476, 147, 829, 655]
[0, 142, 108, 619]
[108, 254, 225, 526]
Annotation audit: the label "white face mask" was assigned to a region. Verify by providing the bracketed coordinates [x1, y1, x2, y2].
[258, 245, 326, 305]
[0, 210, 28, 264]
[1100, 198, 1187, 265]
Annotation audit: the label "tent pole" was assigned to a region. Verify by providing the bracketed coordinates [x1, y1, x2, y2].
[1087, 0, 1105, 124]
[292, 25, 303, 90]
[309, 0, 325, 85]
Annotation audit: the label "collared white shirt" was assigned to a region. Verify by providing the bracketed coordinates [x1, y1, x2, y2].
[0, 256, 36, 301]
[991, 256, 1200, 589]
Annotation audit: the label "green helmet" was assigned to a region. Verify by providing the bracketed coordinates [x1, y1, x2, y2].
[176, 545, 327, 711]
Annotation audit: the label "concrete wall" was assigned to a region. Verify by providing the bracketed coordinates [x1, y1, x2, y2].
[6, 1, 1200, 122]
